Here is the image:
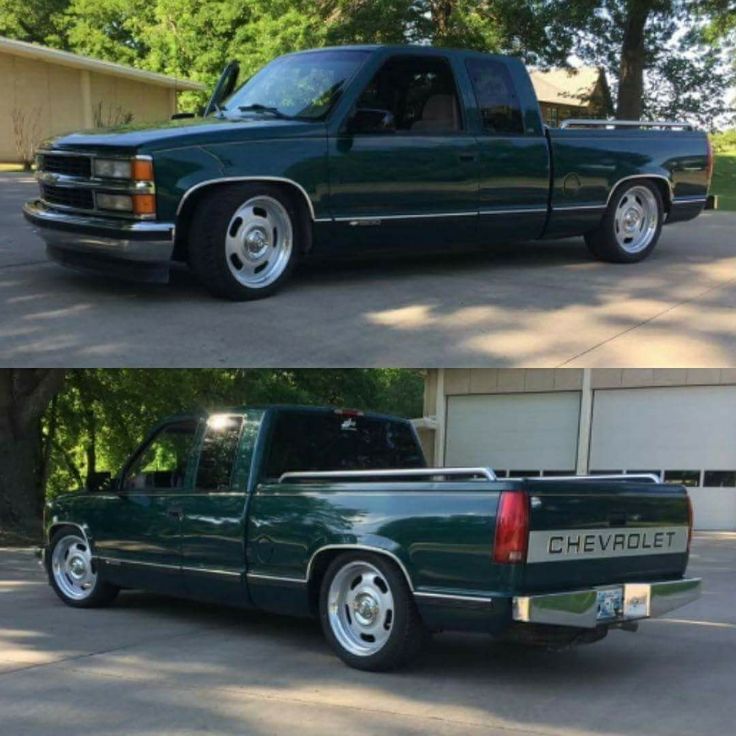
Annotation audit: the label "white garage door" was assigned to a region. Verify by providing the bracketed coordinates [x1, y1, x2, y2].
[445, 392, 581, 474]
[590, 386, 736, 530]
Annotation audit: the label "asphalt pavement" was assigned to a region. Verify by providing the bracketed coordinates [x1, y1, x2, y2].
[2, 173, 736, 367]
[0, 535, 733, 736]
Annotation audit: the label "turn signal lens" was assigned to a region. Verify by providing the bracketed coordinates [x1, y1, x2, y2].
[493, 491, 529, 564]
[132, 193, 156, 215]
[132, 158, 154, 182]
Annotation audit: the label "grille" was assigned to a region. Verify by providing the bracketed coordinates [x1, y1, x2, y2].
[40, 184, 94, 210]
[39, 153, 92, 178]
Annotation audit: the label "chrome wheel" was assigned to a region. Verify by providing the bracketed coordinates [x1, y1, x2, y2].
[327, 561, 395, 657]
[224, 195, 293, 289]
[614, 185, 659, 254]
[51, 534, 96, 601]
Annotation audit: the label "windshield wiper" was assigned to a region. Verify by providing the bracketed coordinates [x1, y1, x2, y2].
[238, 104, 293, 120]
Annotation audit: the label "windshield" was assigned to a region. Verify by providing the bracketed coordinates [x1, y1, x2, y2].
[222, 50, 370, 120]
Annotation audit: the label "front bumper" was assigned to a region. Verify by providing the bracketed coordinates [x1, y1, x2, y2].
[23, 199, 175, 281]
[512, 577, 702, 628]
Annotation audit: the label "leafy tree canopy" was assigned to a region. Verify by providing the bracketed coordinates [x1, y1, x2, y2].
[44, 369, 425, 498]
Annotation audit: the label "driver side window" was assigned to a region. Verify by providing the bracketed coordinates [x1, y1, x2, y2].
[351, 55, 462, 134]
[122, 420, 199, 492]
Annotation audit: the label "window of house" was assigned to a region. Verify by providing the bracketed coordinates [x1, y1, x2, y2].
[703, 471, 736, 487]
[546, 107, 559, 127]
[465, 58, 524, 135]
[353, 55, 462, 134]
[663, 470, 701, 487]
[541, 470, 576, 477]
[508, 470, 541, 477]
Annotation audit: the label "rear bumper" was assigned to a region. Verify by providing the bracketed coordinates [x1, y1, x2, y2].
[512, 577, 701, 629]
[23, 199, 175, 282]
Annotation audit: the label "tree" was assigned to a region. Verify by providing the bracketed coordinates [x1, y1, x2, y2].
[0, 0, 69, 46]
[0, 370, 65, 536]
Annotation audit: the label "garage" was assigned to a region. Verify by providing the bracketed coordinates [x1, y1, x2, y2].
[445, 392, 581, 474]
[590, 385, 736, 530]
[424, 369, 736, 531]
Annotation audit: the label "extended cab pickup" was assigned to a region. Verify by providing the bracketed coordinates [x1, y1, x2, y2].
[24, 45, 714, 300]
[42, 405, 701, 671]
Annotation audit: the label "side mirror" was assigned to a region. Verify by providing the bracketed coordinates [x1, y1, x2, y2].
[203, 60, 240, 117]
[347, 108, 396, 134]
[87, 472, 113, 493]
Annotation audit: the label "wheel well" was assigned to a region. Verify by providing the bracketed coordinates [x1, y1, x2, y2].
[48, 523, 88, 546]
[611, 176, 672, 214]
[306, 547, 414, 615]
[173, 180, 313, 262]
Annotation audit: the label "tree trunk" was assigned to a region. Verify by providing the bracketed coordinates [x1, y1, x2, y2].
[429, 0, 455, 41]
[616, 0, 653, 119]
[0, 370, 65, 535]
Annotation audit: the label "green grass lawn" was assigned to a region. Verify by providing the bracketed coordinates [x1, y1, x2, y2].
[713, 153, 736, 212]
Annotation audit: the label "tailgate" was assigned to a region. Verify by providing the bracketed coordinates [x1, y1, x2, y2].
[521, 480, 691, 593]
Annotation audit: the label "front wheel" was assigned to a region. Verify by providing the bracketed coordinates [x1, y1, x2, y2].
[48, 529, 119, 608]
[189, 183, 302, 300]
[585, 180, 664, 263]
[319, 552, 428, 671]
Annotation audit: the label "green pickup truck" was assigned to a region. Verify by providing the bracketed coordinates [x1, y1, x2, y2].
[42, 405, 700, 671]
[23, 45, 714, 300]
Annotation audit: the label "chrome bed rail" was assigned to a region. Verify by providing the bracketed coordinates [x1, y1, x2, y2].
[523, 473, 661, 483]
[278, 467, 498, 483]
[560, 119, 694, 131]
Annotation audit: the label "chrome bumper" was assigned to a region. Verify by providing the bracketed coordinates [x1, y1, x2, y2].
[23, 199, 175, 264]
[513, 577, 702, 628]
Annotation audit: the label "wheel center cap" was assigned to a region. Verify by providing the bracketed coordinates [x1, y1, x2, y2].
[69, 556, 86, 578]
[353, 593, 379, 626]
[623, 209, 640, 231]
[244, 227, 269, 259]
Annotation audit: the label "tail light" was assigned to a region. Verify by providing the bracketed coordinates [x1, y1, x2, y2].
[706, 138, 714, 185]
[493, 491, 529, 564]
[686, 494, 694, 551]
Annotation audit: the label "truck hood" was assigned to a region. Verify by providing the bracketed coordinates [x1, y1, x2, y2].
[47, 116, 326, 154]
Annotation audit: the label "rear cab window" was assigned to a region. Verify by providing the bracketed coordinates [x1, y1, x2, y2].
[262, 410, 425, 479]
[465, 57, 524, 135]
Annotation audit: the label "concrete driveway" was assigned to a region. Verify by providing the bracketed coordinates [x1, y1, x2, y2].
[0, 535, 733, 736]
[2, 173, 736, 367]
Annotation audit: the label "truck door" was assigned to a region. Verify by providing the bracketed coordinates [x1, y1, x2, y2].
[179, 412, 261, 603]
[463, 56, 550, 243]
[90, 417, 200, 594]
[327, 52, 479, 250]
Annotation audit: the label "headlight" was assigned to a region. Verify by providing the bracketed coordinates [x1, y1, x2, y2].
[93, 159, 132, 179]
[96, 193, 133, 212]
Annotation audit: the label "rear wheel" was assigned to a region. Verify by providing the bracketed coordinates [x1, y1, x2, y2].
[48, 529, 119, 608]
[319, 552, 428, 671]
[585, 180, 664, 263]
[188, 183, 302, 300]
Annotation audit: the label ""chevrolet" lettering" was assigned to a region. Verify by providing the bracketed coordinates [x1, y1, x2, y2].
[547, 530, 677, 556]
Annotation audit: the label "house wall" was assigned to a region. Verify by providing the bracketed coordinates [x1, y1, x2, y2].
[0, 51, 179, 162]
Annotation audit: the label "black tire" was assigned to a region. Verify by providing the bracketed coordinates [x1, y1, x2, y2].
[47, 528, 119, 608]
[584, 179, 664, 263]
[318, 552, 428, 671]
[188, 183, 303, 300]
